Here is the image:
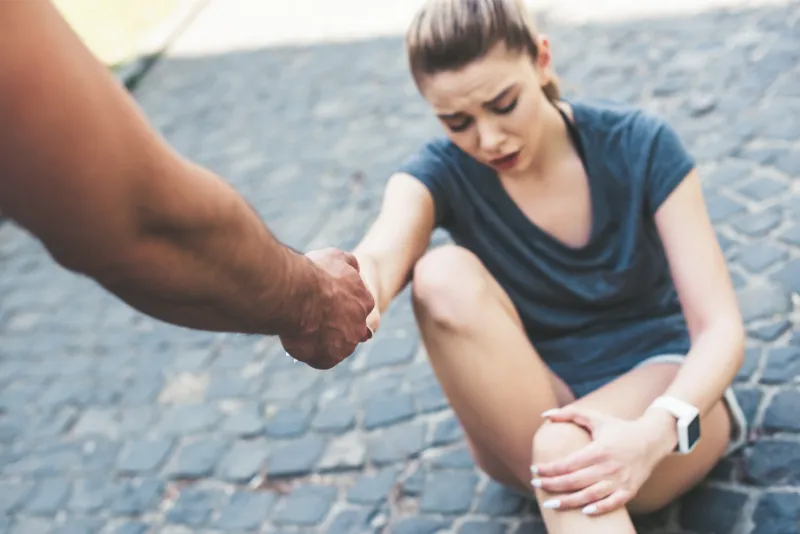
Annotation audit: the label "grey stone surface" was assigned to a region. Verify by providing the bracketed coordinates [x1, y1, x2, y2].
[348, 467, 398, 504]
[116, 439, 175, 475]
[166, 487, 226, 527]
[0, 1, 799, 533]
[272, 484, 337, 526]
[213, 490, 276, 531]
[165, 438, 230, 479]
[265, 434, 327, 478]
[419, 472, 479, 514]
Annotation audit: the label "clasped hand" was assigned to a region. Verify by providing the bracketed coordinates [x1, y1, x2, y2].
[279, 247, 375, 369]
[530, 407, 672, 516]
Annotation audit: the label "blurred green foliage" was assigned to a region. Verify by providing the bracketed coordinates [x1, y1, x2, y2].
[52, 0, 182, 68]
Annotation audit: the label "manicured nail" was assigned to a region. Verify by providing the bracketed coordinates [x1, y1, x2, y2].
[530, 465, 539, 476]
[530, 478, 541, 488]
[582, 504, 597, 515]
[542, 499, 560, 509]
[541, 409, 558, 418]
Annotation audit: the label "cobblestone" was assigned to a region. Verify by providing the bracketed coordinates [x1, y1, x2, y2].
[0, 0, 799, 533]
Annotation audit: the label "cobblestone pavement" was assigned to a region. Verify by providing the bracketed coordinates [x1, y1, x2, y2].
[2, 1, 800, 533]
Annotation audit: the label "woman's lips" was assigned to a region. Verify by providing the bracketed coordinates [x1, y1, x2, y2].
[490, 150, 521, 170]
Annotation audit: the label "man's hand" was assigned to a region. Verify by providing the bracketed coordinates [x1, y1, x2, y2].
[280, 248, 375, 369]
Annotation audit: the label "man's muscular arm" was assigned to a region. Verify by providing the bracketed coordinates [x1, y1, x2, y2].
[0, 1, 338, 336]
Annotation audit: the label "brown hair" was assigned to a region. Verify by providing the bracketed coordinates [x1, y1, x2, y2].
[405, 0, 560, 102]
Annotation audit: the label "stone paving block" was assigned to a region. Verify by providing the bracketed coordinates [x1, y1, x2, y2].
[774, 259, 800, 294]
[476, 481, 527, 516]
[165, 438, 230, 479]
[156, 404, 220, 436]
[263, 406, 313, 438]
[109, 478, 164, 516]
[113, 523, 148, 534]
[362, 335, 419, 370]
[763, 390, 800, 432]
[272, 484, 338, 526]
[318, 432, 367, 472]
[745, 440, 800, 486]
[166, 487, 227, 528]
[431, 414, 464, 446]
[312, 398, 356, 434]
[216, 439, 269, 484]
[116, 439, 175, 475]
[265, 434, 327, 478]
[737, 284, 791, 323]
[748, 320, 791, 343]
[68, 475, 114, 513]
[679, 486, 749, 533]
[429, 446, 475, 470]
[761, 347, 800, 384]
[219, 404, 265, 438]
[390, 517, 450, 534]
[419, 471, 479, 514]
[23, 477, 71, 516]
[327, 508, 379, 534]
[752, 492, 800, 534]
[51, 518, 104, 534]
[212, 490, 276, 531]
[348, 467, 399, 505]
[363, 393, 415, 430]
[512, 520, 547, 534]
[368, 422, 427, 466]
[459, 521, 507, 534]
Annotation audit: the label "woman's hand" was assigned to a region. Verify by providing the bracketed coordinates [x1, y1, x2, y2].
[530, 406, 676, 516]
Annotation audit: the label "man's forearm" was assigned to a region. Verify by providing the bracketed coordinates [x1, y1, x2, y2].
[91, 161, 328, 336]
[0, 1, 330, 337]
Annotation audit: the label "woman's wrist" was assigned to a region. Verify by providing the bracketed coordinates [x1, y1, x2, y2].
[638, 406, 679, 460]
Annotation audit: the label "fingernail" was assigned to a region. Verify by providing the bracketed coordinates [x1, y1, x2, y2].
[542, 499, 560, 509]
[541, 409, 558, 418]
[530, 478, 541, 488]
[529, 465, 539, 476]
[582, 504, 597, 515]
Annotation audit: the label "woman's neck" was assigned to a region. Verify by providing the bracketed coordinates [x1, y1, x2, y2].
[510, 100, 578, 182]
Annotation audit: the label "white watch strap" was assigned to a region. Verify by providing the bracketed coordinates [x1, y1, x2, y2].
[651, 396, 699, 419]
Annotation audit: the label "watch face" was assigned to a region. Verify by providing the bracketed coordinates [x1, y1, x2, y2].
[687, 415, 701, 448]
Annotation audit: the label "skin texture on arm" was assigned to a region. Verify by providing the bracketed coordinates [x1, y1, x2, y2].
[642, 169, 746, 430]
[353, 172, 437, 328]
[0, 1, 374, 356]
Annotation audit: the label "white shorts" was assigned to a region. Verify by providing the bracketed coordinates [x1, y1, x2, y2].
[634, 353, 749, 456]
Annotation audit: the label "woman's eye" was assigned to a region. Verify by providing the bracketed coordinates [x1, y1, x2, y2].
[447, 118, 473, 132]
[495, 99, 518, 114]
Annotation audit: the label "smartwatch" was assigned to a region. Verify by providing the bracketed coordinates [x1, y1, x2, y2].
[650, 396, 701, 454]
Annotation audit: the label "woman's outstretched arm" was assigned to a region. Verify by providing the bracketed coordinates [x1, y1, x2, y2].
[353, 173, 438, 329]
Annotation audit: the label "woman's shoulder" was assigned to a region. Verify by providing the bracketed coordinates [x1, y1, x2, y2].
[568, 98, 679, 145]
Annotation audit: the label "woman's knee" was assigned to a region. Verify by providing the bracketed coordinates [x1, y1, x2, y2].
[532, 421, 592, 464]
[412, 245, 491, 330]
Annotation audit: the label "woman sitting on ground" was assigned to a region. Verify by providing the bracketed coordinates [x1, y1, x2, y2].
[352, 0, 748, 531]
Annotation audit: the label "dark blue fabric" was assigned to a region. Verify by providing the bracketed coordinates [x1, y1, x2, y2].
[396, 99, 695, 395]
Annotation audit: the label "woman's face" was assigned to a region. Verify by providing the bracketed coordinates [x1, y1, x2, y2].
[418, 40, 554, 176]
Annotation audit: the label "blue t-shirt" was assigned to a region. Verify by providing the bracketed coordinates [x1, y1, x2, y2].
[396, 99, 695, 388]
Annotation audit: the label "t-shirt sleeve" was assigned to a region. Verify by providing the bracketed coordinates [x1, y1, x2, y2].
[394, 139, 456, 228]
[634, 112, 696, 215]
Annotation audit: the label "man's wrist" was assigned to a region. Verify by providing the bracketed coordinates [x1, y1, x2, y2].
[281, 249, 329, 337]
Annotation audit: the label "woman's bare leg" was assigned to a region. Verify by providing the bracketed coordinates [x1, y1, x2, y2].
[411, 245, 731, 533]
[411, 244, 573, 492]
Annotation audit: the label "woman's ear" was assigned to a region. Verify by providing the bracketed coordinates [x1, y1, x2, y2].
[534, 34, 555, 85]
